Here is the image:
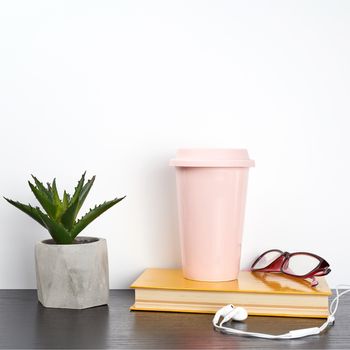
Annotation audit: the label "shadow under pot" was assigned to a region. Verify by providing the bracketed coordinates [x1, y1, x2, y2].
[35, 236, 109, 309]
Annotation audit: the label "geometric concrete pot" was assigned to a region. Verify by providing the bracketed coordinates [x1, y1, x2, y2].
[35, 237, 109, 309]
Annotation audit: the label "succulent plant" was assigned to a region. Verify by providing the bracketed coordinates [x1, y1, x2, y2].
[4, 172, 125, 244]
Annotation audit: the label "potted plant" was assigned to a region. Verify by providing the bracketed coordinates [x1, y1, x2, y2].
[4, 172, 125, 309]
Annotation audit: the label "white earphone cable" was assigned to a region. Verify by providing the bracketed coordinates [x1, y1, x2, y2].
[330, 284, 350, 315]
[318, 284, 350, 333]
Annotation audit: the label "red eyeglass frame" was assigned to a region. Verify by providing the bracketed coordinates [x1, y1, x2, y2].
[250, 249, 331, 286]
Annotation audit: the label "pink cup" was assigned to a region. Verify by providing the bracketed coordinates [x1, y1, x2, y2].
[170, 149, 255, 282]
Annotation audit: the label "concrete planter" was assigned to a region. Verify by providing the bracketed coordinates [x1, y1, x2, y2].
[35, 237, 109, 309]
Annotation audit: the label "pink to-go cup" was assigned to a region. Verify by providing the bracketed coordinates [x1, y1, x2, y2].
[170, 149, 255, 282]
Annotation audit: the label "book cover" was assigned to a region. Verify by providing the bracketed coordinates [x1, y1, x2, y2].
[131, 268, 331, 295]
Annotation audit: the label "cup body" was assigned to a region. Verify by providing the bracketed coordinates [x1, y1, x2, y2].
[170, 149, 254, 281]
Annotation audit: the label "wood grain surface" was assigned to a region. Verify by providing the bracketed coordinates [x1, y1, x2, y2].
[0, 289, 348, 349]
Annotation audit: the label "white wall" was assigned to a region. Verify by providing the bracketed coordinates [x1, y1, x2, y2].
[0, 0, 349, 288]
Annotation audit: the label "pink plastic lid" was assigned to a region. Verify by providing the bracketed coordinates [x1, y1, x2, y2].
[169, 149, 255, 167]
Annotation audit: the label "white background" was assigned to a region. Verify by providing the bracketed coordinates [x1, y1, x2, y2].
[0, 0, 349, 288]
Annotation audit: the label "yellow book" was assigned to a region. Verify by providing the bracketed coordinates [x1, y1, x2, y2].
[130, 268, 331, 318]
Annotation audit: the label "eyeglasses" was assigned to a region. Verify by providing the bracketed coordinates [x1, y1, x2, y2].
[250, 249, 331, 286]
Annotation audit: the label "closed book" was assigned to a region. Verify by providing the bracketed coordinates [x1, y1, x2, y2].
[130, 268, 331, 318]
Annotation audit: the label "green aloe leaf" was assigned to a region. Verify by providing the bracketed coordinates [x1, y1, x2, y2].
[36, 211, 73, 244]
[62, 190, 69, 209]
[28, 181, 56, 219]
[31, 175, 52, 202]
[70, 172, 86, 205]
[51, 179, 61, 206]
[3, 197, 46, 228]
[60, 172, 86, 230]
[77, 175, 95, 213]
[71, 196, 125, 239]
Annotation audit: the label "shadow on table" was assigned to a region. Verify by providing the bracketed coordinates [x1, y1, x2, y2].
[33, 302, 110, 349]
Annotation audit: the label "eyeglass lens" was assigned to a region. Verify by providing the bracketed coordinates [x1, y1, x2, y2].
[253, 250, 282, 269]
[283, 254, 320, 276]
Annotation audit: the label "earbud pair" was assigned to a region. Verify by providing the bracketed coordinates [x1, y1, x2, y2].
[213, 304, 248, 326]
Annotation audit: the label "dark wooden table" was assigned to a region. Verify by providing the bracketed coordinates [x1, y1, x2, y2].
[0, 290, 348, 349]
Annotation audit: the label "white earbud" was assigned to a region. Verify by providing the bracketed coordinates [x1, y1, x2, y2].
[212, 304, 234, 325]
[220, 307, 248, 325]
[213, 304, 248, 327]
